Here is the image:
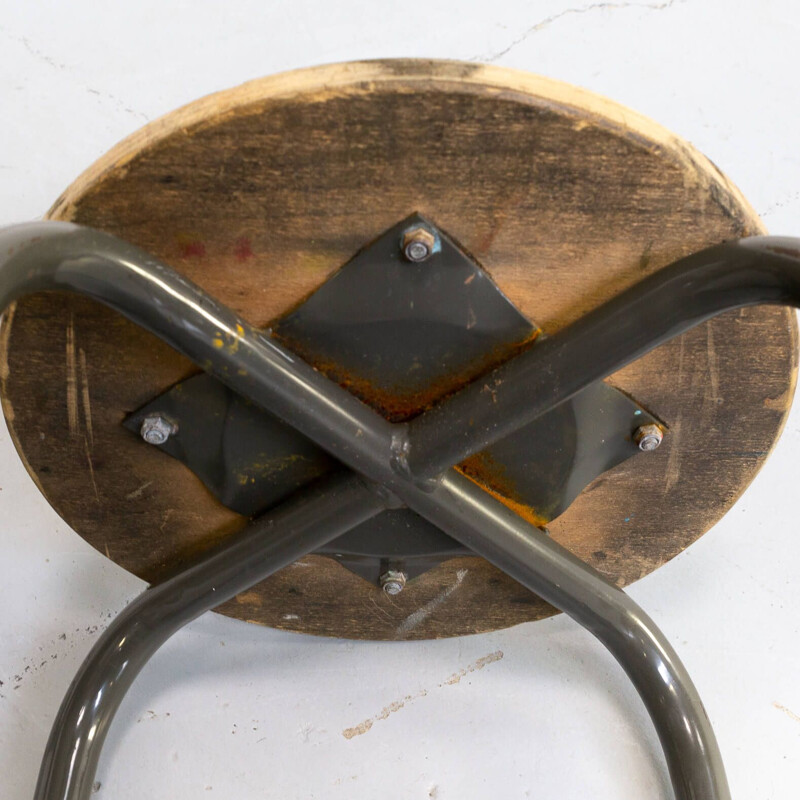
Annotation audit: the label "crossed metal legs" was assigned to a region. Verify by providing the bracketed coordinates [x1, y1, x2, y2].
[3, 223, 800, 799]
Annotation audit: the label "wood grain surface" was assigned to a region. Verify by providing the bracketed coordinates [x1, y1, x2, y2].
[1, 59, 796, 639]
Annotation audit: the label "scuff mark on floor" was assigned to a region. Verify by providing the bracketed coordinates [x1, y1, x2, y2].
[773, 701, 800, 723]
[342, 688, 429, 739]
[341, 650, 504, 739]
[441, 650, 504, 685]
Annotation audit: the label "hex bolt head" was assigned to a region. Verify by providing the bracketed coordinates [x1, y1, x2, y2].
[634, 423, 663, 452]
[380, 570, 407, 595]
[401, 226, 437, 262]
[140, 415, 177, 446]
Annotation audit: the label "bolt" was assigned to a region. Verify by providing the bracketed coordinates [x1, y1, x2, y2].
[140, 415, 177, 446]
[380, 570, 407, 595]
[634, 423, 663, 452]
[401, 226, 437, 262]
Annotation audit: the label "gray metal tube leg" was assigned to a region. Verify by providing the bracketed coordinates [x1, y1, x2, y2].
[34, 472, 385, 800]
[419, 472, 727, 800]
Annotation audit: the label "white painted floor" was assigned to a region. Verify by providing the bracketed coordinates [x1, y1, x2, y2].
[1, 2, 799, 798]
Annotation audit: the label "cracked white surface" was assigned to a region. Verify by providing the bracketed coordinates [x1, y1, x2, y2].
[1, 2, 799, 799]
[472, 0, 684, 62]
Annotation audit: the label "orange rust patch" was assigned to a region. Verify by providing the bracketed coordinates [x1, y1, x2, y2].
[273, 329, 539, 423]
[272, 326, 542, 515]
[455, 453, 549, 529]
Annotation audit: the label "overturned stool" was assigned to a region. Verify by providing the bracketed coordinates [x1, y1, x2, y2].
[1, 60, 798, 800]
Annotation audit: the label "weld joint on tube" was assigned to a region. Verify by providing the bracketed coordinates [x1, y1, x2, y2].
[389, 425, 441, 493]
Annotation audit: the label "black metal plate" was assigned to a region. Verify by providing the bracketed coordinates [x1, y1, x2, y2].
[125, 214, 660, 583]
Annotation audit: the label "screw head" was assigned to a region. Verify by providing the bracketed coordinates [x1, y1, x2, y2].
[401, 226, 437, 262]
[140, 415, 176, 446]
[380, 570, 407, 595]
[634, 423, 663, 452]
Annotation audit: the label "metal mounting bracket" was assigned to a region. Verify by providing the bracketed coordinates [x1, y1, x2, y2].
[124, 215, 660, 587]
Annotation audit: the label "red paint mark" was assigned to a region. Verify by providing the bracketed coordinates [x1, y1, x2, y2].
[180, 241, 206, 258]
[234, 236, 254, 262]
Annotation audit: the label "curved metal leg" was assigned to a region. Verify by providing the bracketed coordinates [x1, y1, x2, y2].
[423, 473, 727, 800]
[36, 475, 725, 800]
[4, 223, 800, 798]
[34, 472, 385, 800]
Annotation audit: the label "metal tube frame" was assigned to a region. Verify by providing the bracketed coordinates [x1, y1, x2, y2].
[2, 223, 800, 799]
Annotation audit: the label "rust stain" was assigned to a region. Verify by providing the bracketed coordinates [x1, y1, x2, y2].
[272, 329, 538, 424]
[277, 325, 544, 525]
[456, 452, 549, 528]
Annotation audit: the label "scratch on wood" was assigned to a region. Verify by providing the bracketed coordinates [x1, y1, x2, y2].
[125, 481, 153, 500]
[160, 509, 174, 533]
[705, 324, 719, 404]
[663, 414, 682, 493]
[78, 348, 94, 449]
[367, 595, 394, 623]
[773, 701, 800, 723]
[84, 436, 100, 503]
[66, 316, 79, 435]
[396, 569, 468, 635]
